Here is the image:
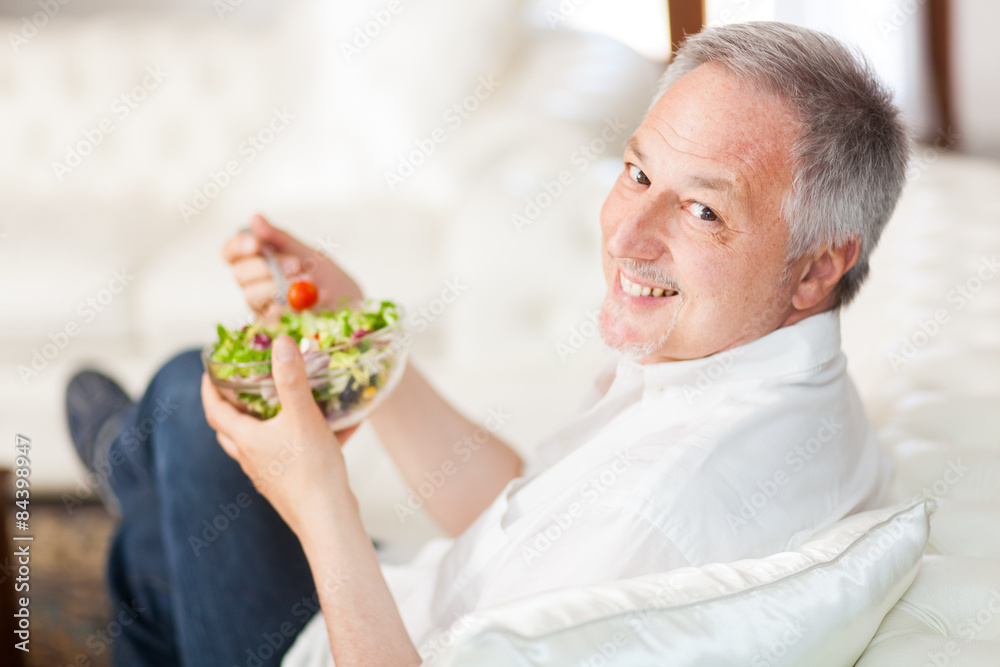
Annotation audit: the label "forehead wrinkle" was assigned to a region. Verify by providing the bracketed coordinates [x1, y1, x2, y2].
[643, 120, 755, 211]
[648, 82, 794, 176]
[635, 85, 798, 234]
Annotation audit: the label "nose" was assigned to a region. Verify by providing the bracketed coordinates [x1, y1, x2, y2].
[604, 195, 667, 263]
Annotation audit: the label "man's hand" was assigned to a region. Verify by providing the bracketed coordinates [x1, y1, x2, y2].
[202, 336, 422, 667]
[201, 335, 357, 538]
[222, 214, 522, 539]
[222, 213, 364, 318]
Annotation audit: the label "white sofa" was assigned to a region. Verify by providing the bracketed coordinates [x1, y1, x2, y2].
[845, 152, 1000, 664]
[2, 1, 999, 663]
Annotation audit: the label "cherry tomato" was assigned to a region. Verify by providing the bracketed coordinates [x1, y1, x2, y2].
[287, 280, 318, 311]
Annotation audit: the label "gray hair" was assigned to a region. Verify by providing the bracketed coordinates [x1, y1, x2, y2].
[651, 22, 911, 305]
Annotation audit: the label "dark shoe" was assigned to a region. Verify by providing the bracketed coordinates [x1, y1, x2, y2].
[66, 370, 133, 515]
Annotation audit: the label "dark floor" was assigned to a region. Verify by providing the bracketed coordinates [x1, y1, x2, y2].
[5, 501, 115, 667]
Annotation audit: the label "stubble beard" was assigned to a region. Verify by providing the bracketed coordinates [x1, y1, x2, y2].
[599, 257, 684, 361]
[598, 293, 684, 361]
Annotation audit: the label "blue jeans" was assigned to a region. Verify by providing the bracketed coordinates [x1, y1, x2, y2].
[105, 350, 319, 666]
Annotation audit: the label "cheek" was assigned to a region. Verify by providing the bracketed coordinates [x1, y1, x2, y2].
[675, 232, 735, 289]
[676, 239, 761, 312]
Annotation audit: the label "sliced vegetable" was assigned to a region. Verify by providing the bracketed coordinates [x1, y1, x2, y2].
[207, 300, 402, 422]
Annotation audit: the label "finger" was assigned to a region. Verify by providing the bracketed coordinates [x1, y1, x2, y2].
[231, 255, 302, 288]
[231, 257, 272, 287]
[251, 213, 315, 259]
[216, 432, 240, 460]
[333, 425, 359, 444]
[270, 335, 326, 428]
[263, 300, 286, 322]
[201, 373, 257, 441]
[201, 373, 220, 426]
[222, 231, 260, 264]
[245, 282, 279, 314]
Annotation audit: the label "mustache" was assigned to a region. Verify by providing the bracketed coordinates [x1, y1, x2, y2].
[616, 259, 681, 292]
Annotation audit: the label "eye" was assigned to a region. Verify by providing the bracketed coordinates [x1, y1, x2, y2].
[627, 164, 650, 186]
[688, 202, 718, 222]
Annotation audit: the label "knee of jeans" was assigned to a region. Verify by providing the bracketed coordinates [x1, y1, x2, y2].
[151, 349, 204, 400]
[158, 349, 204, 384]
[148, 349, 226, 468]
[146, 349, 210, 434]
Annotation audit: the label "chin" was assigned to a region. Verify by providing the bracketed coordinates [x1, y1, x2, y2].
[599, 298, 660, 359]
[598, 290, 684, 362]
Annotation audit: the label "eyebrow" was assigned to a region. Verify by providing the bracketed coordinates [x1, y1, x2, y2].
[625, 137, 740, 201]
[625, 137, 646, 163]
[685, 175, 738, 199]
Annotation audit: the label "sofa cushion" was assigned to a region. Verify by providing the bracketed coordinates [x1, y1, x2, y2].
[423, 499, 934, 667]
[881, 395, 1000, 452]
[927, 500, 1000, 558]
[883, 448, 1000, 505]
[855, 554, 1000, 666]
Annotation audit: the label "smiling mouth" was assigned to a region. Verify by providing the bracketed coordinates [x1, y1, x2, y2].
[619, 272, 678, 298]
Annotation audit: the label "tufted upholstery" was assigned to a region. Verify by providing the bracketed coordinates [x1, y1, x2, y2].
[843, 154, 1000, 664]
[855, 556, 1000, 665]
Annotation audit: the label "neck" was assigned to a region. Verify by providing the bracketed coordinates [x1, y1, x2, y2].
[780, 295, 839, 329]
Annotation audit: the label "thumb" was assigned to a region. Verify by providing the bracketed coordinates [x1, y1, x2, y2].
[271, 336, 324, 425]
[251, 214, 313, 259]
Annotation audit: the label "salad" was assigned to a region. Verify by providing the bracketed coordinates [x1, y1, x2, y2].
[205, 300, 406, 424]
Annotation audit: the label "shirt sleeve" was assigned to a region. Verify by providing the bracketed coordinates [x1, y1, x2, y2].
[473, 504, 691, 611]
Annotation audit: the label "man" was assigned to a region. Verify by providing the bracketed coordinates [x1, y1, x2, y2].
[66, 22, 909, 667]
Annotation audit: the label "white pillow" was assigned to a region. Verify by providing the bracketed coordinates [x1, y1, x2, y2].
[423, 499, 934, 667]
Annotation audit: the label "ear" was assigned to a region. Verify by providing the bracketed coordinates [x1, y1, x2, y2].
[790, 238, 860, 311]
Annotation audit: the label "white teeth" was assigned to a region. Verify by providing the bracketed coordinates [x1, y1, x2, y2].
[620, 272, 675, 297]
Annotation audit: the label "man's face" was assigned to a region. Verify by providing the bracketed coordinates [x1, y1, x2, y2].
[599, 62, 802, 362]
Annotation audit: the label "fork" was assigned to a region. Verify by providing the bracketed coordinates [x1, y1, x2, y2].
[240, 226, 288, 306]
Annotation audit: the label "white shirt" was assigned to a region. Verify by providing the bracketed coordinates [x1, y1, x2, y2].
[282, 310, 890, 666]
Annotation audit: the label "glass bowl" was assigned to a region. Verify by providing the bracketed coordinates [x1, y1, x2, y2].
[202, 309, 409, 431]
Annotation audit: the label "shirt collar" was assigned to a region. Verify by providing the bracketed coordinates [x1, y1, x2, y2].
[612, 309, 843, 396]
